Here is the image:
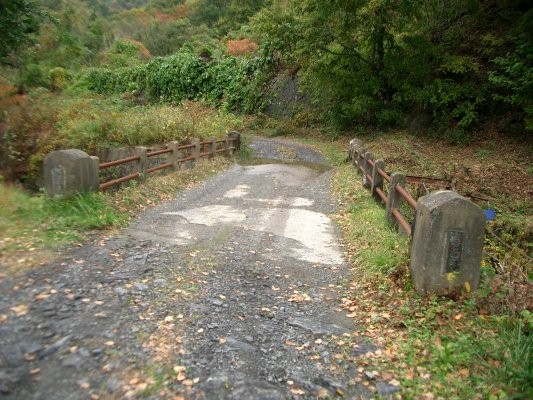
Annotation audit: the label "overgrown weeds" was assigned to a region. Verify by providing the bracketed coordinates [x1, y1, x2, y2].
[0, 89, 243, 183]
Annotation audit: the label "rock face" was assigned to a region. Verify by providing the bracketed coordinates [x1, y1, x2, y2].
[410, 190, 486, 294]
[43, 149, 99, 198]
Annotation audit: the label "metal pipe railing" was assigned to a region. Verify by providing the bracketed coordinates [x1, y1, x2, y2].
[100, 172, 140, 190]
[99, 155, 140, 170]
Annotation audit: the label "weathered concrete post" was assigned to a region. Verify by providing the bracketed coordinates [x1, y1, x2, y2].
[168, 141, 183, 170]
[133, 146, 147, 181]
[362, 152, 374, 189]
[43, 149, 99, 198]
[353, 143, 364, 167]
[371, 159, 385, 202]
[348, 138, 364, 162]
[225, 136, 231, 156]
[210, 138, 217, 158]
[356, 148, 366, 176]
[409, 191, 485, 294]
[227, 131, 241, 152]
[192, 139, 201, 161]
[385, 173, 406, 228]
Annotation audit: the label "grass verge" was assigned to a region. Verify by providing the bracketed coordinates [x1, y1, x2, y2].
[0, 157, 231, 277]
[331, 161, 532, 399]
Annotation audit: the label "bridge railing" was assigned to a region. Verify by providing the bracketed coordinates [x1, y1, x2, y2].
[347, 138, 485, 295]
[43, 131, 240, 196]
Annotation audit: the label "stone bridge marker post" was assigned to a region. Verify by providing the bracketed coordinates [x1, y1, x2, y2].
[409, 190, 485, 295]
[44, 149, 99, 198]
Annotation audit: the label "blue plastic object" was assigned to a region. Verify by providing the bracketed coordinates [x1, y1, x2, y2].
[484, 209, 496, 221]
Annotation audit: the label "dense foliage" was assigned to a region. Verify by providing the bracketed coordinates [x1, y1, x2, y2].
[79, 47, 272, 112]
[250, 0, 533, 136]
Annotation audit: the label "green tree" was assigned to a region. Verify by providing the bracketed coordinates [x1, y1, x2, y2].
[0, 0, 42, 66]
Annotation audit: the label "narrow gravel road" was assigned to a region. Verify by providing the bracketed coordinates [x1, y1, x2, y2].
[0, 139, 392, 399]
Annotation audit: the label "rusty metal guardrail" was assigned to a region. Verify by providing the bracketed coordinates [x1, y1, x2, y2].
[98, 133, 240, 191]
[348, 139, 452, 237]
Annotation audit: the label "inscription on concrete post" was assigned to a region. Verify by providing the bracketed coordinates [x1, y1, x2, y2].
[362, 152, 374, 189]
[409, 190, 485, 294]
[43, 149, 99, 198]
[385, 173, 406, 228]
[371, 159, 385, 202]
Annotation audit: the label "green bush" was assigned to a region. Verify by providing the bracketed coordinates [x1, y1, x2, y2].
[78, 47, 272, 113]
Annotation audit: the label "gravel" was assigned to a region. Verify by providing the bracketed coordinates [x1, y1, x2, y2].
[0, 138, 389, 399]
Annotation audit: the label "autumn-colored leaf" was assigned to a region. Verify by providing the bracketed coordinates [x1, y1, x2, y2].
[10, 304, 28, 316]
[34, 292, 50, 301]
[290, 387, 305, 395]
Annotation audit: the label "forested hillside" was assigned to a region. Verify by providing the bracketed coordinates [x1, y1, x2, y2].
[0, 0, 531, 183]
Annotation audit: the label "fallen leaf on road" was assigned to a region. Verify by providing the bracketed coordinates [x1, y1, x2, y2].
[78, 381, 90, 389]
[290, 388, 305, 395]
[164, 316, 174, 322]
[34, 292, 50, 301]
[0, 314, 7, 323]
[104, 341, 114, 347]
[10, 304, 28, 316]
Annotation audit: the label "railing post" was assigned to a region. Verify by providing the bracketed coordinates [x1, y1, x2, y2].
[362, 152, 374, 189]
[371, 159, 385, 202]
[386, 172, 406, 228]
[133, 146, 147, 181]
[225, 135, 231, 156]
[356, 147, 366, 175]
[410, 191, 485, 295]
[210, 138, 217, 157]
[43, 149, 100, 197]
[169, 141, 183, 170]
[348, 138, 363, 162]
[228, 131, 241, 152]
[192, 139, 201, 161]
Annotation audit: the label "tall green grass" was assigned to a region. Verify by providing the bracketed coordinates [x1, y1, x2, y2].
[1, 184, 125, 253]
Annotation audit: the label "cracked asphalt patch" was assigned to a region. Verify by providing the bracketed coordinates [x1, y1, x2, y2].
[0, 138, 391, 399]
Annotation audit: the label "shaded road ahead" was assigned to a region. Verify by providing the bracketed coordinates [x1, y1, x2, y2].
[0, 139, 392, 399]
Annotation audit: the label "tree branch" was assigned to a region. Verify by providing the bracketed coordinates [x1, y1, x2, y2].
[318, 45, 372, 67]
